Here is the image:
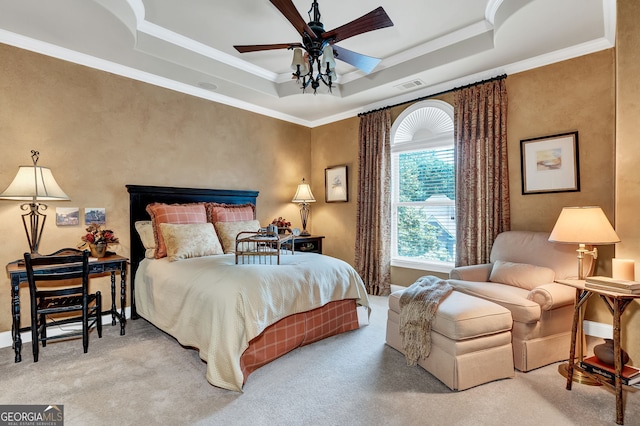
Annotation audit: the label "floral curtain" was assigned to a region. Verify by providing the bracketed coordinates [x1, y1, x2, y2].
[355, 109, 392, 295]
[453, 78, 510, 266]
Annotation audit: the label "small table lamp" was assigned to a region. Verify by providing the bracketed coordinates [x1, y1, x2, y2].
[549, 206, 620, 279]
[292, 178, 316, 236]
[548, 206, 620, 385]
[0, 150, 69, 254]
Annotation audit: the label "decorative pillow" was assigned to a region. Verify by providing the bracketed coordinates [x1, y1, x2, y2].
[206, 203, 255, 224]
[146, 203, 207, 259]
[134, 221, 156, 259]
[159, 223, 224, 261]
[214, 220, 261, 254]
[489, 260, 556, 290]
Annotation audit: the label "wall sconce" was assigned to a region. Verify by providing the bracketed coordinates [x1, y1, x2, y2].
[292, 178, 316, 236]
[549, 206, 620, 279]
[0, 150, 69, 254]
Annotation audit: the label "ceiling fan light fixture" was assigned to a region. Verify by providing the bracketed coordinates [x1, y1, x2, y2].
[291, 46, 333, 94]
[234, 0, 393, 95]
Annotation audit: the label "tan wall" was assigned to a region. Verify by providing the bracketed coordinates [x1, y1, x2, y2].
[0, 44, 311, 332]
[614, 0, 640, 364]
[309, 116, 359, 265]
[508, 49, 617, 281]
[508, 50, 616, 235]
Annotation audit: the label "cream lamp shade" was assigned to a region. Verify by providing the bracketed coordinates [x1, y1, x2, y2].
[0, 165, 69, 201]
[548, 206, 619, 245]
[292, 179, 316, 204]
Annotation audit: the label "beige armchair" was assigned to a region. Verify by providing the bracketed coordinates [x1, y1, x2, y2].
[448, 231, 590, 372]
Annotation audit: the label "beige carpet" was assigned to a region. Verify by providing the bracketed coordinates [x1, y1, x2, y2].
[1, 295, 638, 426]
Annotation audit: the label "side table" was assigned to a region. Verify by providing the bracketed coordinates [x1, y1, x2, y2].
[557, 279, 640, 425]
[288, 235, 324, 254]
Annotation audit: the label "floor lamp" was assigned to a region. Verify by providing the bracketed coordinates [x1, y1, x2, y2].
[548, 206, 620, 385]
[0, 150, 69, 254]
[292, 178, 315, 236]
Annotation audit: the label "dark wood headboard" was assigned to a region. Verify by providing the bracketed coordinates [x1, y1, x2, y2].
[126, 184, 259, 318]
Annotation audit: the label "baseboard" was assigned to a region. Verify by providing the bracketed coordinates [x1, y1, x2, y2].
[583, 320, 613, 339]
[0, 308, 131, 349]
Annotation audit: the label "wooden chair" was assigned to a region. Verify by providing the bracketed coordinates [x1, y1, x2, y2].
[24, 250, 102, 362]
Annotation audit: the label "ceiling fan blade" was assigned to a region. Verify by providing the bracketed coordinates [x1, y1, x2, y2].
[270, 0, 317, 37]
[323, 7, 393, 43]
[234, 43, 301, 53]
[332, 45, 381, 74]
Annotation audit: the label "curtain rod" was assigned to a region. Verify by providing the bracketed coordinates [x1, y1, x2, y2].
[357, 73, 507, 117]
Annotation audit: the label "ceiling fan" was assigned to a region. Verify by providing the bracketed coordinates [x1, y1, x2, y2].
[234, 0, 394, 93]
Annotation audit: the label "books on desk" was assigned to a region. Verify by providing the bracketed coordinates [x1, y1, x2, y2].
[581, 355, 640, 385]
[585, 276, 640, 294]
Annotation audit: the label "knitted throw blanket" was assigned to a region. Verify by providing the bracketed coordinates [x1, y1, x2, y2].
[399, 275, 453, 366]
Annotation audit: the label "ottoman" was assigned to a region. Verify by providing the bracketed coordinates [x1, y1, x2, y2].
[386, 289, 515, 390]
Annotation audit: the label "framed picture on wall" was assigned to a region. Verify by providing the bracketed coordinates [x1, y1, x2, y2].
[520, 131, 580, 195]
[85, 208, 106, 225]
[56, 207, 80, 226]
[325, 165, 348, 202]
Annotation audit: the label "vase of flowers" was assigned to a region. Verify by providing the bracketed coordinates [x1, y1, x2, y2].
[79, 223, 119, 258]
[271, 217, 291, 234]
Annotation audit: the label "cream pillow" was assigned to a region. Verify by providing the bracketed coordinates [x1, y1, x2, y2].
[159, 223, 224, 261]
[135, 220, 156, 259]
[214, 220, 261, 254]
[489, 260, 555, 290]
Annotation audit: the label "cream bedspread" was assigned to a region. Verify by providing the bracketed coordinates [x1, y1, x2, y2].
[135, 252, 369, 391]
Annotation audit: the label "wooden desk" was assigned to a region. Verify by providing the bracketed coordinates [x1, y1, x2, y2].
[557, 279, 640, 425]
[6, 253, 129, 363]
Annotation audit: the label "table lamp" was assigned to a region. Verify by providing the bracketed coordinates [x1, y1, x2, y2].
[549, 206, 620, 279]
[0, 150, 69, 254]
[548, 206, 620, 385]
[292, 178, 315, 236]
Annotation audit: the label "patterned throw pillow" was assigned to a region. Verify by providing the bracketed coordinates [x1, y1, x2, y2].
[214, 220, 261, 254]
[159, 223, 224, 261]
[146, 203, 207, 258]
[206, 203, 255, 224]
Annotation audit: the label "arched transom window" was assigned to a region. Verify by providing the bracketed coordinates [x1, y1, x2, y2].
[390, 100, 455, 272]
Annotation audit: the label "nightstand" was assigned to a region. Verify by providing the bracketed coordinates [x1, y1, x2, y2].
[291, 235, 324, 254]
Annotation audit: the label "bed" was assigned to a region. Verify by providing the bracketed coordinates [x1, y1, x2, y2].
[126, 184, 369, 391]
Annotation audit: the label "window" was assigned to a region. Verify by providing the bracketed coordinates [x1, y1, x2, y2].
[390, 100, 455, 272]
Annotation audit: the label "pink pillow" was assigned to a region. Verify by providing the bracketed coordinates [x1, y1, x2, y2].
[146, 203, 207, 258]
[206, 203, 255, 224]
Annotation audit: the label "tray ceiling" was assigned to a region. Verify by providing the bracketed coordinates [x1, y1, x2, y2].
[0, 0, 615, 127]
